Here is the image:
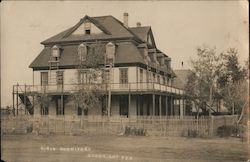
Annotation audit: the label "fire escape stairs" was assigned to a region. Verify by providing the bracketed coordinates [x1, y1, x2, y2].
[18, 94, 34, 115]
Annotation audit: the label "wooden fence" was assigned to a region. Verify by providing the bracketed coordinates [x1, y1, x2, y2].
[1, 115, 238, 137]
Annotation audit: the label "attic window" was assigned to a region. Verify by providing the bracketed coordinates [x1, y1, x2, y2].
[85, 30, 90, 34]
[84, 21, 91, 35]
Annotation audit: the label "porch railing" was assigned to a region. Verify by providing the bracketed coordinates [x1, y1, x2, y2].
[13, 82, 184, 95]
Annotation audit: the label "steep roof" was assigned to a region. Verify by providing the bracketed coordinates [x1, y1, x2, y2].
[30, 14, 175, 76]
[129, 26, 151, 42]
[173, 69, 193, 89]
[42, 15, 141, 44]
[29, 42, 145, 70]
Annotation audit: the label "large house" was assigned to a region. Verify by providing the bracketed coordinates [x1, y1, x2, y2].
[13, 13, 186, 117]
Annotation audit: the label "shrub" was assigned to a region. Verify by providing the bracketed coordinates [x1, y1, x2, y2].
[124, 126, 147, 136]
[216, 125, 238, 137]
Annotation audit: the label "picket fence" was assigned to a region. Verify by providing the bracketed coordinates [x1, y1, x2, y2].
[1, 115, 238, 137]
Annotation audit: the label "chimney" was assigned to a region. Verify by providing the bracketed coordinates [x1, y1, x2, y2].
[136, 22, 141, 27]
[123, 12, 129, 28]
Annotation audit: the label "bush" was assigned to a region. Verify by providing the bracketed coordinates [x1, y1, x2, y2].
[26, 124, 33, 133]
[187, 129, 198, 138]
[124, 126, 147, 136]
[217, 125, 238, 137]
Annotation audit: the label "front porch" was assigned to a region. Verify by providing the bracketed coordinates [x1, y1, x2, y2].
[12, 82, 186, 117]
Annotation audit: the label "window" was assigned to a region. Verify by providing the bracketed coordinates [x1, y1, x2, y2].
[120, 68, 128, 84]
[163, 76, 166, 85]
[56, 71, 64, 85]
[157, 75, 160, 83]
[153, 73, 156, 83]
[85, 30, 90, 34]
[41, 72, 48, 86]
[139, 69, 143, 82]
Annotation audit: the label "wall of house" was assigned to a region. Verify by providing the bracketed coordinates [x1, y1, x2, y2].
[33, 66, 173, 87]
[33, 69, 77, 86]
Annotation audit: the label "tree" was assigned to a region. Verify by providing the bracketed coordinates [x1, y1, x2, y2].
[186, 46, 248, 119]
[217, 48, 248, 116]
[71, 41, 106, 116]
[185, 46, 220, 116]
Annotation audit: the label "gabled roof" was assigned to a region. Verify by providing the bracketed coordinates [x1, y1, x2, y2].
[42, 15, 142, 45]
[130, 26, 151, 42]
[173, 69, 193, 89]
[130, 26, 156, 48]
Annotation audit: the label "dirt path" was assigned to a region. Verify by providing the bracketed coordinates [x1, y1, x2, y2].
[1, 134, 248, 162]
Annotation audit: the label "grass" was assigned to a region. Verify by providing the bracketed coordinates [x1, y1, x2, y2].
[1, 134, 249, 162]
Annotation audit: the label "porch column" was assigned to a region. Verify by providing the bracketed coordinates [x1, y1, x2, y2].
[159, 95, 162, 117]
[180, 99, 183, 118]
[152, 94, 155, 116]
[128, 94, 131, 117]
[16, 84, 19, 116]
[165, 96, 168, 116]
[61, 95, 63, 115]
[170, 96, 173, 116]
[12, 85, 15, 116]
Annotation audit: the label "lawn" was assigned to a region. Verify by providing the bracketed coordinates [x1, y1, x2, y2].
[1, 134, 249, 162]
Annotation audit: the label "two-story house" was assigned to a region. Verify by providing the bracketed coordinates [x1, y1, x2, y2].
[13, 13, 185, 117]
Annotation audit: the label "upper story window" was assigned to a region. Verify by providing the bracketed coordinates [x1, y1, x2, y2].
[120, 68, 128, 84]
[84, 21, 91, 34]
[41, 72, 48, 86]
[157, 75, 160, 84]
[51, 45, 60, 61]
[153, 73, 156, 83]
[163, 76, 166, 85]
[139, 69, 143, 82]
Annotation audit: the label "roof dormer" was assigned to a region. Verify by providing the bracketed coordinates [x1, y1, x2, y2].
[78, 43, 88, 61]
[105, 42, 116, 64]
[50, 45, 61, 61]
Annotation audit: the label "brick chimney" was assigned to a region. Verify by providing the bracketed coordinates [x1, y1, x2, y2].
[123, 12, 129, 28]
[136, 22, 141, 27]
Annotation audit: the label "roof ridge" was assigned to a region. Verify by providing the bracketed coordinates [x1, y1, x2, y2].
[91, 15, 113, 18]
[109, 15, 143, 43]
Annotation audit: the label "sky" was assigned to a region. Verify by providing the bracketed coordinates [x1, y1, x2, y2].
[1, 1, 249, 107]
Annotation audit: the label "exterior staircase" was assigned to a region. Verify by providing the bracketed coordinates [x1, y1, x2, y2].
[18, 94, 34, 115]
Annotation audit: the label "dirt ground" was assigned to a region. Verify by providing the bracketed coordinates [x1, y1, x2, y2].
[1, 134, 249, 162]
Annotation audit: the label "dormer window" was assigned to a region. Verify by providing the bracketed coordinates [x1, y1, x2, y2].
[84, 21, 91, 35]
[78, 43, 87, 61]
[51, 45, 60, 61]
[106, 42, 116, 64]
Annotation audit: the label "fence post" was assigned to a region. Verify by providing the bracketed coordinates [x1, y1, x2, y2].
[210, 116, 214, 137]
